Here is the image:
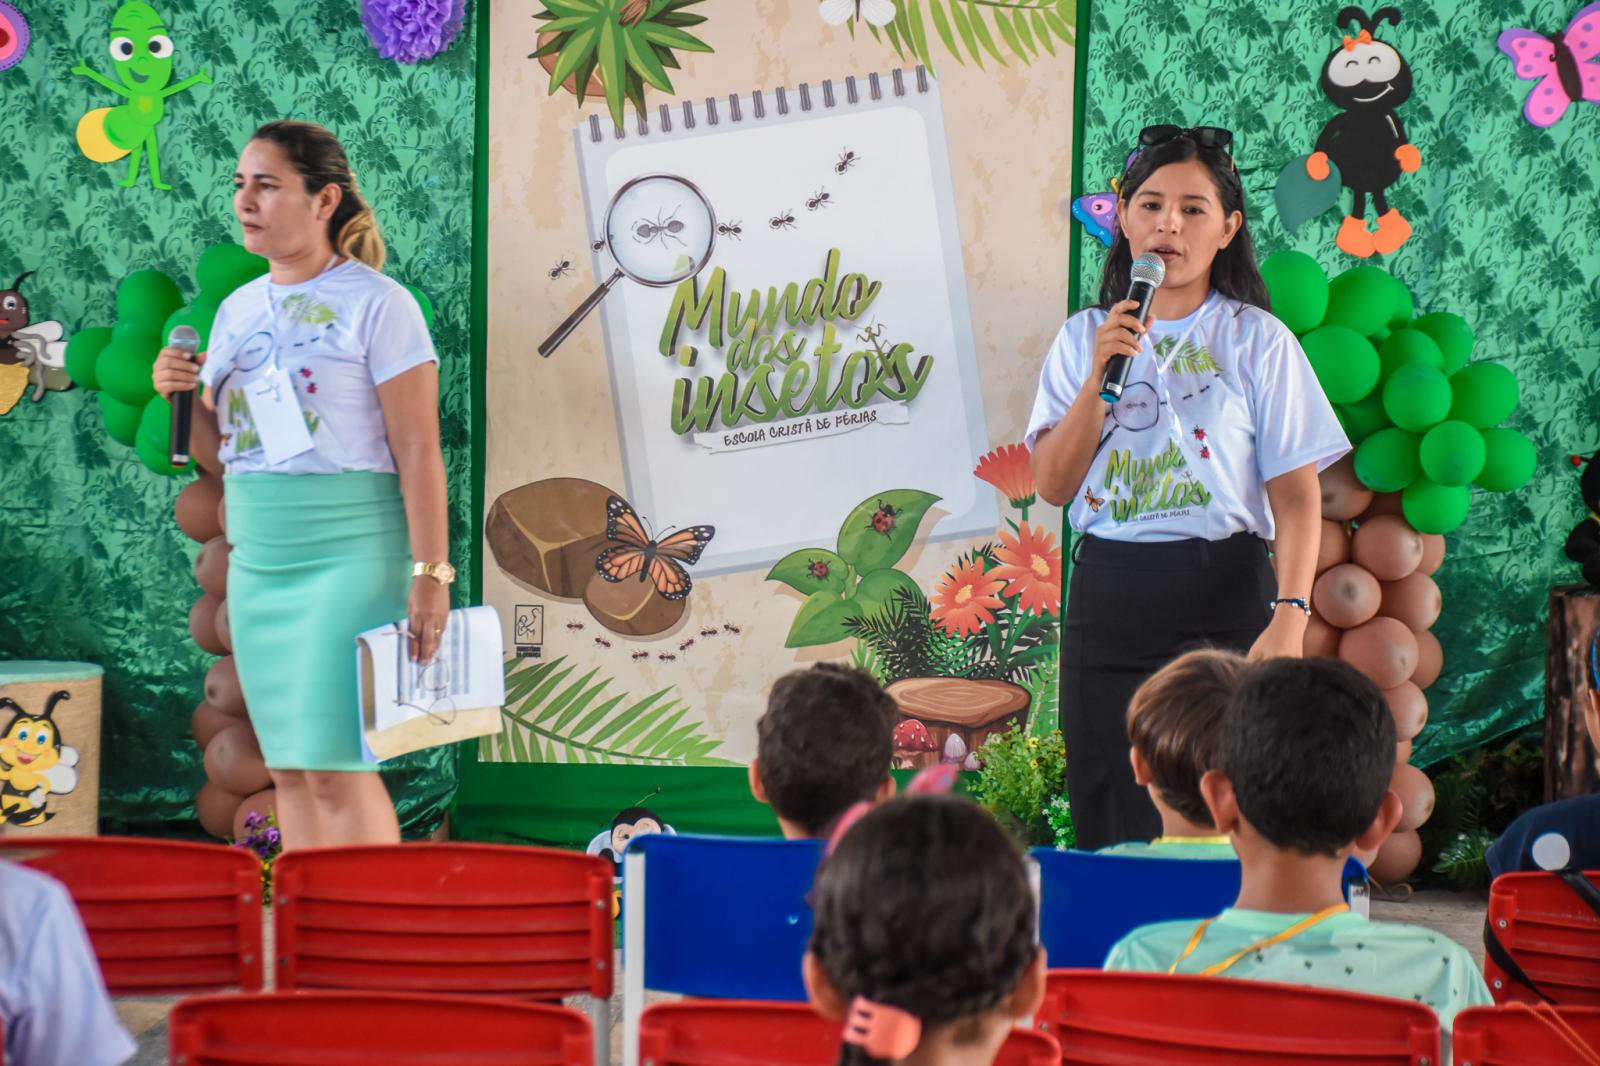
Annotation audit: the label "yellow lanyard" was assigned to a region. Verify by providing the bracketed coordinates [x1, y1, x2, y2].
[1150, 834, 1231, 846]
[1167, 903, 1349, 977]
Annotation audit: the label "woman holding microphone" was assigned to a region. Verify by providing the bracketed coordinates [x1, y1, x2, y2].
[154, 120, 448, 850]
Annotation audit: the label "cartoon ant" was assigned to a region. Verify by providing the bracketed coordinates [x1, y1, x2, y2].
[1307, 6, 1419, 258]
[594, 636, 613, 649]
[593, 806, 668, 877]
[0, 691, 79, 827]
[548, 257, 574, 280]
[678, 638, 696, 653]
[769, 210, 796, 231]
[565, 621, 585, 632]
[699, 627, 719, 639]
[633, 205, 687, 249]
[835, 148, 859, 174]
[657, 653, 677, 663]
[631, 650, 650, 662]
[716, 220, 743, 241]
[806, 188, 833, 211]
[591, 239, 606, 251]
[722, 623, 742, 636]
[0, 271, 71, 405]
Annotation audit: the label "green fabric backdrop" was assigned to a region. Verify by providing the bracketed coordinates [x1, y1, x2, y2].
[1072, 0, 1587, 767]
[0, 0, 478, 835]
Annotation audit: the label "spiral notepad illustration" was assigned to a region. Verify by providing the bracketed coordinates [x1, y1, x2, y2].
[573, 68, 995, 575]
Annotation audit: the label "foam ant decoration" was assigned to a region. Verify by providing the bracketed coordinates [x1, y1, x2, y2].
[1565, 452, 1600, 586]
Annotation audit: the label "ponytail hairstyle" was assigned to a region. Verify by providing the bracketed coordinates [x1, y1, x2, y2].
[250, 120, 387, 270]
[1096, 133, 1269, 314]
[808, 793, 1038, 1066]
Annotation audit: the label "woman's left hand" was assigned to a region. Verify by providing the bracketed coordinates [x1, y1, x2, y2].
[407, 576, 450, 663]
[1247, 610, 1307, 662]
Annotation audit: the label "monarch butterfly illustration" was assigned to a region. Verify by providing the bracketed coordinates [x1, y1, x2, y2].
[1083, 486, 1106, 513]
[594, 496, 715, 602]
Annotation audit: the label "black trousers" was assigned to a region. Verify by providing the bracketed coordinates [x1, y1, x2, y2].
[1061, 531, 1274, 850]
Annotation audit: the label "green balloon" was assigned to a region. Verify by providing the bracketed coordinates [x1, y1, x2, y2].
[115, 269, 184, 324]
[1383, 363, 1453, 432]
[1369, 325, 1391, 346]
[1261, 251, 1329, 334]
[1354, 427, 1421, 491]
[64, 325, 114, 390]
[1448, 362, 1519, 428]
[404, 284, 436, 332]
[1337, 393, 1391, 445]
[163, 296, 223, 351]
[135, 396, 191, 475]
[1378, 328, 1443, 382]
[195, 243, 269, 298]
[98, 392, 143, 447]
[1323, 266, 1394, 337]
[1299, 325, 1379, 404]
[1412, 312, 1474, 374]
[1476, 428, 1537, 492]
[1402, 476, 1472, 534]
[1419, 420, 1487, 487]
[1387, 277, 1415, 328]
[96, 337, 159, 408]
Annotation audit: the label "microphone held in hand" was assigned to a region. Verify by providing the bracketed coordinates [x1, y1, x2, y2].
[1099, 252, 1166, 403]
[168, 324, 201, 467]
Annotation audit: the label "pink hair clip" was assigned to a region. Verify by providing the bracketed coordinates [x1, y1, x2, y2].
[844, 996, 922, 1059]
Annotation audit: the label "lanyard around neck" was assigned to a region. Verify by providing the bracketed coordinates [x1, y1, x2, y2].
[1167, 903, 1349, 977]
[1151, 834, 1231, 846]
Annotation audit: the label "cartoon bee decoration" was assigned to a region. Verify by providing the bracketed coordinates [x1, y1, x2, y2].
[0, 271, 72, 411]
[0, 691, 80, 827]
[1083, 486, 1106, 513]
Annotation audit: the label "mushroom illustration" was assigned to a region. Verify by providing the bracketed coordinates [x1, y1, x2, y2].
[892, 718, 937, 769]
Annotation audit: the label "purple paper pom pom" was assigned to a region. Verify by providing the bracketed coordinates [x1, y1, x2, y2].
[361, 0, 466, 64]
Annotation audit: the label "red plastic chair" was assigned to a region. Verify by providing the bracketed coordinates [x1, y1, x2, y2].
[1453, 1004, 1600, 1065]
[168, 991, 594, 1065]
[1484, 871, 1600, 1005]
[273, 843, 613, 998]
[1037, 970, 1441, 1064]
[638, 1000, 1061, 1065]
[0, 837, 262, 992]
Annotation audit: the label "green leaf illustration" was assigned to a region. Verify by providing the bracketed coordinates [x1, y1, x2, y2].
[869, 1, 1070, 70]
[836, 489, 941, 574]
[851, 567, 923, 617]
[766, 548, 850, 596]
[786, 588, 864, 648]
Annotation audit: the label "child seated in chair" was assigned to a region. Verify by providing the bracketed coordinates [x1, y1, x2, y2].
[749, 663, 898, 839]
[805, 793, 1045, 1066]
[1487, 629, 1600, 877]
[1100, 648, 1244, 858]
[1105, 658, 1490, 1059]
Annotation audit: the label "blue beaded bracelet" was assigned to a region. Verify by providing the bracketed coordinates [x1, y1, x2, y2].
[1269, 597, 1312, 616]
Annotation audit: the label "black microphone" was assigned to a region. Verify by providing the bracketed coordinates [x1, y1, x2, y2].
[168, 325, 200, 466]
[1099, 252, 1166, 403]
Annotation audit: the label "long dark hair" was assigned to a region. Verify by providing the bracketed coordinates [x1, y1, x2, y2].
[808, 793, 1037, 1066]
[249, 120, 386, 270]
[1097, 135, 1269, 313]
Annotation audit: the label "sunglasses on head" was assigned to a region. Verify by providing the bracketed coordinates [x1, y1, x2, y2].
[1138, 124, 1234, 151]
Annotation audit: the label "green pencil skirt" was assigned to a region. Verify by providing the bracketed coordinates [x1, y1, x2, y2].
[225, 472, 411, 772]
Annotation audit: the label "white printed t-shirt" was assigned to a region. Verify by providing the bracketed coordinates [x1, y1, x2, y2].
[198, 259, 437, 474]
[1025, 292, 1349, 542]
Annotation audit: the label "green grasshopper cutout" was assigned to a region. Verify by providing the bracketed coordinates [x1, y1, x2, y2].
[71, 1, 210, 190]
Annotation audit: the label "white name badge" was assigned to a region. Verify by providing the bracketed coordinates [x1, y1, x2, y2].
[243, 366, 315, 465]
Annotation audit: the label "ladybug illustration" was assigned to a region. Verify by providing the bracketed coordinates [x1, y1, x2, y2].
[1200, 446, 1212, 460]
[1193, 426, 1206, 442]
[868, 500, 898, 536]
[807, 559, 830, 580]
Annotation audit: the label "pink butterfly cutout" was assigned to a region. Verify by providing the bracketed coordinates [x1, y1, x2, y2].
[1497, 3, 1600, 127]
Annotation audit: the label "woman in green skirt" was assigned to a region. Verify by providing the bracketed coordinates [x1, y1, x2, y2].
[154, 121, 451, 849]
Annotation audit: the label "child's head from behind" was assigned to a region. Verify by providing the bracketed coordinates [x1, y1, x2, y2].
[805, 793, 1044, 1066]
[752, 663, 898, 838]
[1208, 657, 1399, 858]
[1126, 648, 1246, 832]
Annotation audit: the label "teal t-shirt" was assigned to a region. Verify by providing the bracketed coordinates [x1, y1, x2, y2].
[1105, 909, 1491, 1062]
[1099, 836, 1236, 859]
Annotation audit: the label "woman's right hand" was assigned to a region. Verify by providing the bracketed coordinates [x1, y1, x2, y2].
[152, 347, 212, 409]
[1092, 298, 1152, 380]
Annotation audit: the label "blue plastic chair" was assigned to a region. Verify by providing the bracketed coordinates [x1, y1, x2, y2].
[621, 834, 823, 1066]
[1029, 849, 1371, 968]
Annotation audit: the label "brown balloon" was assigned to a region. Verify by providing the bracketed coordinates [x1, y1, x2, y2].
[231, 787, 278, 841]
[217, 493, 227, 537]
[175, 475, 224, 543]
[194, 536, 230, 598]
[1368, 828, 1422, 884]
[204, 722, 272, 797]
[1396, 739, 1413, 763]
[1418, 534, 1445, 576]
[204, 656, 247, 716]
[215, 598, 232, 652]
[1303, 612, 1343, 658]
[1351, 514, 1424, 582]
[1383, 681, 1428, 741]
[188, 594, 227, 655]
[1358, 492, 1405, 521]
[1391, 763, 1436, 832]
[1313, 563, 1382, 629]
[191, 700, 235, 749]
[1338, 616, 1420, 690]
[1378, 572, 1442, 632]
[1412, 630, 1444, 689]
[1319, 455, 1374, 521]
[195, 781, 245, 840]
[1316, 519, 1352, 573]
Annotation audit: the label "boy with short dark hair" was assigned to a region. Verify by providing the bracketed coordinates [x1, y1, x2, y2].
[749, 663, 898, 839]
[1106, 657, 1490, 1056]
[1101, 648, 1244, 858]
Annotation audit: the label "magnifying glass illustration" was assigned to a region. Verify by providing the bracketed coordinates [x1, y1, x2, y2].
[538, 173, 718, 358]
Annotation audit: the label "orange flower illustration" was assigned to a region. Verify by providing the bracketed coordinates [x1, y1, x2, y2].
[974, 443, 1036, 510]
[991, 522, 1063, 616]
[930, 557, 1007, 637]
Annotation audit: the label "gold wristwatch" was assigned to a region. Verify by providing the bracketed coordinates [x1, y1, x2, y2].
[413, 561, 456, 586]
